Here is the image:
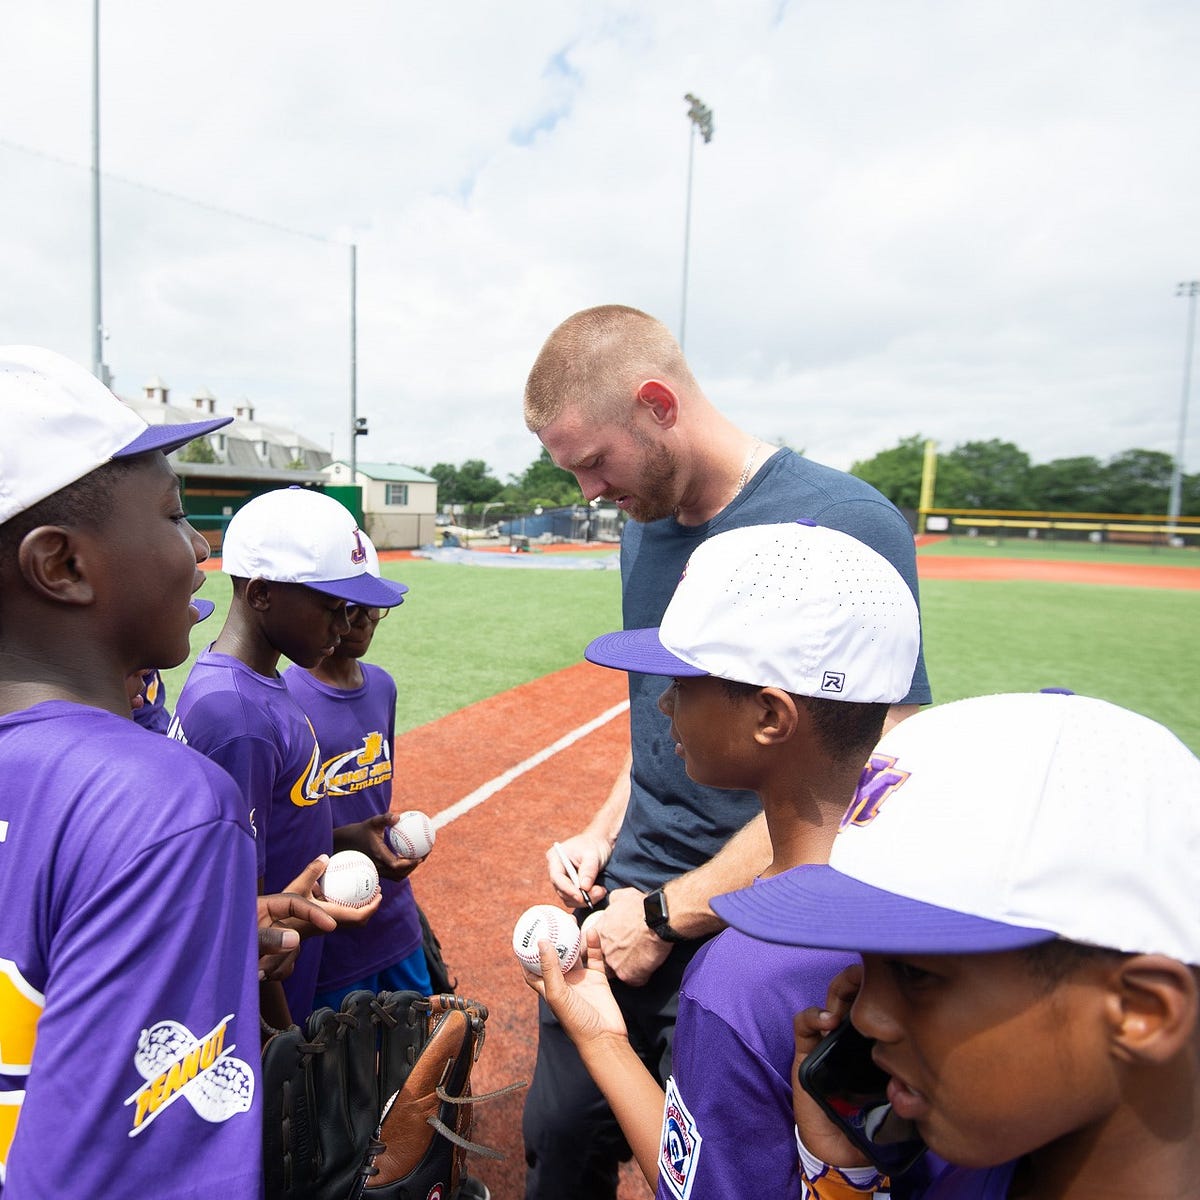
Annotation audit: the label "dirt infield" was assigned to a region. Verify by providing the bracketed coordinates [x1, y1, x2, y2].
[915, 554, 1200, 589]
[393, 549, 1193, 1199]
[397, 662, 644, 1199]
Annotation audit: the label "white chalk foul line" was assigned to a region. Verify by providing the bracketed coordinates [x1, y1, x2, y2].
[430, 700, 630, 831]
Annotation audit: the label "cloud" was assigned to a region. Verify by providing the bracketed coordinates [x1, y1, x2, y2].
[1, 0, 1197, 481]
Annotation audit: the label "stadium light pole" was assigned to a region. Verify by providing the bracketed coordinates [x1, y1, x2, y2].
[1169, 281, 1199, 531]
[679, 93, 714, 352]
[349, 242, 359, 485]
[90, 0, 108, 384]
[79, 37, 353, 438]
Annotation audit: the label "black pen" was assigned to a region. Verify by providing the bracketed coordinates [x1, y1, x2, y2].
[552, 841, 594, 910]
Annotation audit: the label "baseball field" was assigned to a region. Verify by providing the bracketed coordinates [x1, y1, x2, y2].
[169, 539, 1200, 1200]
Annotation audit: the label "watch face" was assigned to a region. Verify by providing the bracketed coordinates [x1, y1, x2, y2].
[644, 890, 669, 926]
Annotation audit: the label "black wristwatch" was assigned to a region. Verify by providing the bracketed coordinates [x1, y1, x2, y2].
[643, 887, 687, 943]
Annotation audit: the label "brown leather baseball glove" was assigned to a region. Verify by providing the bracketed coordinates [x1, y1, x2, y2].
[263, 991, 519, 1200]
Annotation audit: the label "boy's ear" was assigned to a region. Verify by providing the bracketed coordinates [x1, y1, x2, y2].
[634, 379, 680, 429]
[1106, 955, 1198, 1065]
[17, 525, 96, 606]
[245, 577, 274, 612]
[753, 687, 799, 745]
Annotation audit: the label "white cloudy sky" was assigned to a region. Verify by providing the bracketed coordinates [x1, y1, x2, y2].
[2, 1, 1198, 483]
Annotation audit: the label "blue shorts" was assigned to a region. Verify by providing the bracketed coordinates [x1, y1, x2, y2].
[312, 944, 433, 1013]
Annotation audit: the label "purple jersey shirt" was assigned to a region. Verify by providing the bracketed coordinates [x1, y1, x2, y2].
[657, 916, 858, 1200]
[283, 663, 423, 991]
[172, 648, 331, 1021]
[131, 669, 171, 734]
[898, 1159, 1016, 1199]
[0, 701, 261, 1199]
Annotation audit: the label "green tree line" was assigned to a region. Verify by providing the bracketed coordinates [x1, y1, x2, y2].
[418, 437, 1200, 518]
[414, 448, 583, 514]
[849, 436, 1200, 515]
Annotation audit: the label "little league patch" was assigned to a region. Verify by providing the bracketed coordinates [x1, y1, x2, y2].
[659, 1076, 703, 1200]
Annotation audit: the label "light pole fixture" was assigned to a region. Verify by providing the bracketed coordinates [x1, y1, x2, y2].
[680, 93, 714, 352]
[1170, 280, 1199, 528]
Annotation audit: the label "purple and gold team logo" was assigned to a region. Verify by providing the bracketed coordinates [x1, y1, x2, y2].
[289, 717, 327, 808]
[0, 958, 45, 1172]
[322, 730, 393, 796]
[351, 528, 368, 565]
[841, 752, 911, 830]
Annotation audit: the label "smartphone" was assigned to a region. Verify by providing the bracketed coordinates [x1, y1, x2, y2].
[797, 1018, 926, 1176]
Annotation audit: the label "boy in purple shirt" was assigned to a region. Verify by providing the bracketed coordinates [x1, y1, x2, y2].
[171, 487, 408, 1027]
[0, 346, 262, 1198]
[283, 552, 431, 1010]
[525, 521, 921, 1200]
[714, 691, 1200, 1200]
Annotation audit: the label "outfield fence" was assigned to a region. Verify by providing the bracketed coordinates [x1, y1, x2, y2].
[921, 508, 1200, 549]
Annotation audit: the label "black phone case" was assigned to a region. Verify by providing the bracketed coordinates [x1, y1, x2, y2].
[797, 1020, 926, 1176]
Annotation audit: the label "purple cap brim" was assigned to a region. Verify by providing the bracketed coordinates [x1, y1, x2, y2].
[115, 416, 234, 459]
[712, 864, 1058, 955]
[307, 575, 409, 608]
[585, 627, 708, 677]
[191, 597, 216, 622]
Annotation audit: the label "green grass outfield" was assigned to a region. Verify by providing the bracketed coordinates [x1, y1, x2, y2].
[163, 561, 624, 736]
[165, 553, 1200, 754]
[921, 535, 1200, 567]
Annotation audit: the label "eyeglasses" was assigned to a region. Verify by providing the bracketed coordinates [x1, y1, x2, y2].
[345, 605, 387, 622]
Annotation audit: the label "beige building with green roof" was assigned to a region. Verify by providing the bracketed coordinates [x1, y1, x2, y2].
[322, 460, 439, 549]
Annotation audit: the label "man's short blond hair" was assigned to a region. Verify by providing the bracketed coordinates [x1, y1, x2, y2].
[524, 305, 697, 432]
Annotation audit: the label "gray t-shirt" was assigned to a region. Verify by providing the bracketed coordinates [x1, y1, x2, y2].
[607, 448, 931, 894]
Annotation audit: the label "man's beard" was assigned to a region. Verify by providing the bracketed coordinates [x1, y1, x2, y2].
[619, 437, 680, 523]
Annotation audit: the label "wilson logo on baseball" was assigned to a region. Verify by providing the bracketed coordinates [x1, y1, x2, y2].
[511, 905, 582, 976]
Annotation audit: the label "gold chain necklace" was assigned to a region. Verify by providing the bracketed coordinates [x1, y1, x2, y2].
[732, 439, 763, 501]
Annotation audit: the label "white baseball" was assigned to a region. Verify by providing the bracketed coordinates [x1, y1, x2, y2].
[319, 850, 379, 908]
[580, 909, 605, 939]
[387, 810, 436, 860]
[512, 904, 582, 976]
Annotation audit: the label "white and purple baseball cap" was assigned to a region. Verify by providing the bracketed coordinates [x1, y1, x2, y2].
[0, 345, 232, 525]
[585, 521, 919, 703]
[220, 486, 408, 608]
[712, 691, 1200, 965]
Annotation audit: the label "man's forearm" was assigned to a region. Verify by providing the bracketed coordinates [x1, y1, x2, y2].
[587, 750, 632, 847]
[661, 810, 772, 940]
[883, 702, 920, 735]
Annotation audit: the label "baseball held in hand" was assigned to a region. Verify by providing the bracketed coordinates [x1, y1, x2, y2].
[387, 810, 436, 860]
[513, 904, 582, 975]
[320, 850, 379, 908]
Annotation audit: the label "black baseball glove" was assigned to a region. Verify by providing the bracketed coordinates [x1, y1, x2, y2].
[262, 991, 514, 1200]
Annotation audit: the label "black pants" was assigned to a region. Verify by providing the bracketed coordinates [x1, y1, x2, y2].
[522, 940, 705, 1200]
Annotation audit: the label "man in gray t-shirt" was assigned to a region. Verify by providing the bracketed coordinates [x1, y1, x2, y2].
[520, 304, 930, 1199]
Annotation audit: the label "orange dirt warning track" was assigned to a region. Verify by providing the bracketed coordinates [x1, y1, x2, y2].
[399, 552, 1196, 1199]
[398, 662, 642, 1199]
[916, 554, 1200, 589]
